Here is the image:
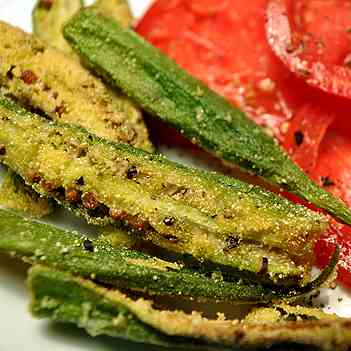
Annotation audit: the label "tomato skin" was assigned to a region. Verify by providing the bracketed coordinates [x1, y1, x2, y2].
[315, 223, 351, 289]
[311, 128, 351, 207]
[266, 0, 351, 99]
[137, 0, 351, 141]
[283, 104, 334, 173]
[137, 0, 351, 287]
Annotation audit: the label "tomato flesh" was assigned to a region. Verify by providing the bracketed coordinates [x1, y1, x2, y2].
[266, 0, 351, 99]
[283, 104, 334, 173]
[315, 223, 351, 289]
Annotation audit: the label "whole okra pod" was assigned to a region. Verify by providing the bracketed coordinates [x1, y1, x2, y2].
[29, 266, 351, 351]
[63, 9, 351, 226]
[0, 208, 291, 303]
[0, 94, 328, 283]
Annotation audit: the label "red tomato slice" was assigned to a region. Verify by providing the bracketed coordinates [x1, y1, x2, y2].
[137, 0, 350, 142]
[315, 222, 351, 288]
[283, 104, 334, 173]
[186, 0, 229, 17]
[311, 128, 351, 206]
[266, 0, 351, 99]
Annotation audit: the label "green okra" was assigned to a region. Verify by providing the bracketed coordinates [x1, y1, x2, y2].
[0, 94, 329, 282]
[28, 266, 194, 350]
[33, 0, 83, 55]
[29, 266, 351, 351]
[0, 208, 301, 303]
[0, 169, 54, 217]
[0, 20, 153, 152]
[63, 9, 351, 226]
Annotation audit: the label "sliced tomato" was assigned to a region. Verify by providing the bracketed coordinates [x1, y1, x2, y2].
[315, 222, 351, 288]
[283, 104, 334, 173]
[311, 128, 351, 207]
[137, 0, 350, 142]
[266, 0, 351, 99]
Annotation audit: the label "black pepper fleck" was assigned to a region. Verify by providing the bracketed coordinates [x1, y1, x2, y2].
[294, 130, 304, 146]
[126, 165, 138, 179]
[259, 257, 269, 275]
[226, 236, 240, 250]
[321, 176, 335, 187]
[83, 239, 94, 252]
[6, 65, 15, 80]
[0, 145, 6, 155]
[88, 204, 110, 218]
[163, 216, 175, 226]
[55, 186, 66, 201]
[76, 176, 85, 186]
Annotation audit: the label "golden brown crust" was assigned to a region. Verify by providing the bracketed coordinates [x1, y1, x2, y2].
[0, 21, 153, 152]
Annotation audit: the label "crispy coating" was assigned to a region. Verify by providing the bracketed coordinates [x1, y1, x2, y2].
[32, 0, 83, 55]
[0, 169, 54, 217]
[0, 95, 330, 282]
[29, 266, 351, 351]
[0, 21, 153, 152]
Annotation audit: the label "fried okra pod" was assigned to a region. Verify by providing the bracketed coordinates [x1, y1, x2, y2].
[0, 94, 328, 283]
[29, 266, 351, 351]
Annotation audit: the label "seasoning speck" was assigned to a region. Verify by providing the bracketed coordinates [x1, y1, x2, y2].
[65, 188, 82, 203]
[321, 176, 335, 187]
[226, 236, 240, 250]
[82, 192, 99, 209]
[259, 257, 269, 275]
[163, 216, 175, 226]
[294, 130, 304, 146]
[55, 104, 66, 116]
[0, 145, 6, 155]
[21, 70, 38, 85]
[76, 176, 85, 186]
[126, 165, 138, 179]
[39, 0, 54, 10]
[83, 239, 94, 252]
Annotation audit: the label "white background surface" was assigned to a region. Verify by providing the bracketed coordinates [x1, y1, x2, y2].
[0, 1, 351, 350]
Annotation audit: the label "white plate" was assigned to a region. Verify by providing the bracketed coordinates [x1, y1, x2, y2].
[0, 1, 351, 350]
